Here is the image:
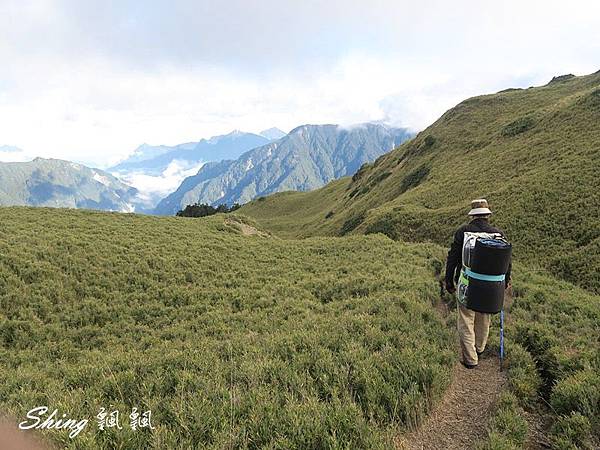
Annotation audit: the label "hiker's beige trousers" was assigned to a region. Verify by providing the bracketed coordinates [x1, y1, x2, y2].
[457, 305, 491, 366]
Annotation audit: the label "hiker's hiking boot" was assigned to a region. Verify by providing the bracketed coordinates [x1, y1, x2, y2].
[477, 348, 492, 359]
[460, 361, 477, 369]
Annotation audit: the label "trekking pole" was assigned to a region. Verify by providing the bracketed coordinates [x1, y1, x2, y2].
[499, 309, 505, 371]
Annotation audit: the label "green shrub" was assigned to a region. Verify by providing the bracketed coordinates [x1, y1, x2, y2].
[367, 171, 392, 186]
[176, 202, 240, 217]
[340, 213, 365, 235]
[351, 162, 372, 182]
[423, 135, 436, 148]
[550, 370, 600, 419]
[478, 433, 521, 450]
[501, 116, 535, 136]
[505, 274, 600, 445]
[477, 392, 528, 450]
[578, 88, 600, 112]
[549, 412, 593, 450]
[513, 322, 561, 393]
[504, 343, 542, 407]
[550, 238, 600, 293]
[399, 165, 431, 194]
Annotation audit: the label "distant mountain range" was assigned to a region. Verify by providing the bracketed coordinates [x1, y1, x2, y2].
[0, 158, 140, 212]
[154, 123, 413, 215]
[107, 129, 286, 208]
[109, 130, 282, 176]
[258, 127, 287, 140]
[0, 124, 411, 215]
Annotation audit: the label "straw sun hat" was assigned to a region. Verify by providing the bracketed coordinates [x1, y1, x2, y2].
[468, 198, 492, 216]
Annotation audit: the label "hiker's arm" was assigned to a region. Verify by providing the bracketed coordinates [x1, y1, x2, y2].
[445, 229, 463, 290]
[505, 260, 512, 289]
[500, 230, 512, 288]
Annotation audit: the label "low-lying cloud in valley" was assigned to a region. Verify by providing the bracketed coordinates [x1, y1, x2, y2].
[114, 160, 205, 208]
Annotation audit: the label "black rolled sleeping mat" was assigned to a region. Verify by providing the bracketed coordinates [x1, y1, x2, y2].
[471, 238, 512, 275]
[466, 278, 505, 313]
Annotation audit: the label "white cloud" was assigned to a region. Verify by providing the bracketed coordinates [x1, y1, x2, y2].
[0, 146, 35, 162]
[114, 160, 205, 206]
[0, 0, 599, 167]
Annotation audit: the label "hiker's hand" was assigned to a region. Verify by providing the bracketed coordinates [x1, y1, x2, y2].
[445, 280, 456, 294]
[505, 281, 512, 291]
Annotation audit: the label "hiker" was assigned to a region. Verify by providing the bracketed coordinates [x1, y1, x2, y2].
[444, 199, 511, 369]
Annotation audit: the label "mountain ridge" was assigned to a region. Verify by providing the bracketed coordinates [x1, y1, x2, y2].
[0, 157, 141, 212]
[109, 131, 271, 175]
[154, 123, 413, 215]
[107, 131, 275, 208]
[259, 127, 287, 140]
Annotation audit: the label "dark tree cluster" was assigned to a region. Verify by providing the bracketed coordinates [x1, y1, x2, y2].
[176, 202, 241, 217]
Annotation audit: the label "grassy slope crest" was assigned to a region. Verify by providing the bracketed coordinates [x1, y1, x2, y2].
[242, 71, 600, 293]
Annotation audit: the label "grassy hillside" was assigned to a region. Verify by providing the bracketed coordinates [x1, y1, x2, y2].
[240, 179, 350, 239]
[1, 207, 598, 448]
[0, 207, 455, 449]
[241, 71, 600, 293]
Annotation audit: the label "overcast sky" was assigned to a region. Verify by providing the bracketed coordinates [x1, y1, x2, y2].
[1, 0, 599, 167]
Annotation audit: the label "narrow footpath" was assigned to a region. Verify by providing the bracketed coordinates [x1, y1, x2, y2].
[395, 357, 506, 450]
[395, 290, 508, 450]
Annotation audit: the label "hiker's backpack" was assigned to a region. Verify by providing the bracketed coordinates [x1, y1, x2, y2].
[457, 232, 512, 314]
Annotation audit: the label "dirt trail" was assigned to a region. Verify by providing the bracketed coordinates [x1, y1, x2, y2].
[0, 419, 52, 450]
[396, 357, 506, 450]
[396, 291, 507, 450]
[224, 217, 270, 237]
